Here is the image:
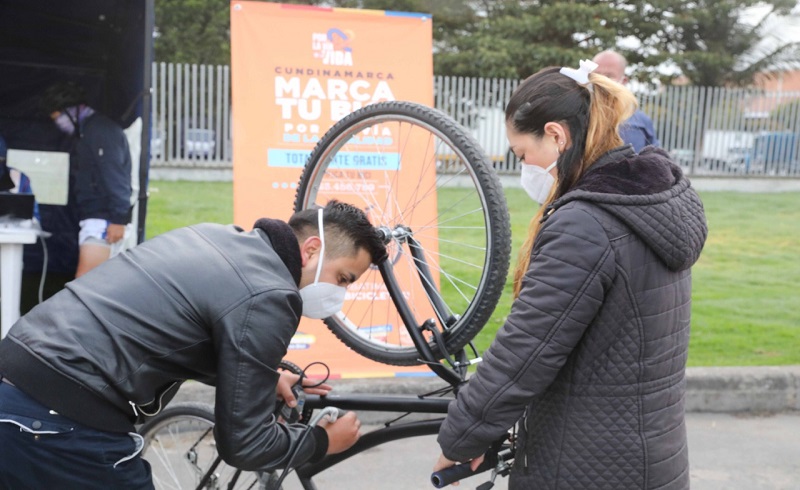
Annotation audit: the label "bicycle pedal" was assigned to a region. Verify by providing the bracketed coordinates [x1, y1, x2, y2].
[475, 467, 498, 490]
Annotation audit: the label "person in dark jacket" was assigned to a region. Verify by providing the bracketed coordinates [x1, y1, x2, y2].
[0, 200, 387, 489]
[435, 60, 707, 489]
[593, 50, 660, 152]
[40, 81, 133, 277]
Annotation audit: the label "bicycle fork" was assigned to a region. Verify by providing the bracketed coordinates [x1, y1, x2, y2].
[377, 226, 465, 386]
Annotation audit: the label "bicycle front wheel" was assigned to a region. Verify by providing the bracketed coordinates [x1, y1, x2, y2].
[139, 402, 278, 490]
[294, 101, 511, 366]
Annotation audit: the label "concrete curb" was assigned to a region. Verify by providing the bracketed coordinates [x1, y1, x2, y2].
[685, 365, 800, 413]
[172, 366, 800, 423]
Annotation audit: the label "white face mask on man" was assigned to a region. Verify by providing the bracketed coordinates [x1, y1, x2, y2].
[54, 112, 76, 135]
[299, 209, 347, 319]
[520, 160, 558, 204]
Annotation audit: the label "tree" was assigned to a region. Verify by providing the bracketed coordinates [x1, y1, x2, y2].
[433, 1, 619, 79]
[154, 0, 473, 66]
[154, 0, 231, 65]
[153, 0, 619, 78]
[155, 0, 800, 88]
[613, 0, 800, 87]
[154, 0, 353, 65]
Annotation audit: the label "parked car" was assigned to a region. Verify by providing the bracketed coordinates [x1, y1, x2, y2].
[731, 131, 800, 175]
[185, 128, 216, 159]
[700, 130, 754, 172]
[670, 148, 695, 170]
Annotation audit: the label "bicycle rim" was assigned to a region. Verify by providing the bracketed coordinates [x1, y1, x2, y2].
[294, 101, 510, 366]
[141, 409, 269, 490]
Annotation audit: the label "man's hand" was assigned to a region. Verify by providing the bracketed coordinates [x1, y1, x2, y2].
[319, 411, 361, 454]
[276, 371, 333, 409]
[106, 223, 126, 244]
[432, 453, 485, 486]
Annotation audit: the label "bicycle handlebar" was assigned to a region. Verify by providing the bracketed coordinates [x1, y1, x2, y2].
[430, 457, 494, 488]
[308, 406, 341, 426]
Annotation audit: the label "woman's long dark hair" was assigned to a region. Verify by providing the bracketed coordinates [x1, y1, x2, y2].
[507, 67, 637, 296]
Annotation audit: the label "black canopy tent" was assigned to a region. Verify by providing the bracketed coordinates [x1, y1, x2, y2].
[0, 0, 154, 306]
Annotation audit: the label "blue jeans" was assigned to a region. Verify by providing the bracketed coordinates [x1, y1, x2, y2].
[0, 381, 154, 490]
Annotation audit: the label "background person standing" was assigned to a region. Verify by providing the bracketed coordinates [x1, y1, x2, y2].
[40, 81, 132, 277]
[593, 50, 661, 152]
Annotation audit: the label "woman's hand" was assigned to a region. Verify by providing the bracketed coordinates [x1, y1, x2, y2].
[432, 453, 486, 486]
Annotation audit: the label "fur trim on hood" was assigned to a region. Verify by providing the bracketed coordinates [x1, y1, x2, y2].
[547, 145, 708, 271]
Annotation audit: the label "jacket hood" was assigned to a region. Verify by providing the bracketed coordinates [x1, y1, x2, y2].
[549, 145, 708, 271]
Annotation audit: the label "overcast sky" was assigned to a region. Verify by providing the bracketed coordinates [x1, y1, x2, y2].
[741, 1, 800, 66]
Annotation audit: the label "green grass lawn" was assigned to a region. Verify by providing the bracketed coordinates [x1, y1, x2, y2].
[146, 181, 234, 236]
[146, 180, 800, 367]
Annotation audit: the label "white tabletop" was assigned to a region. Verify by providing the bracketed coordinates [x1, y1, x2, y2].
[0, 227, 39, 243]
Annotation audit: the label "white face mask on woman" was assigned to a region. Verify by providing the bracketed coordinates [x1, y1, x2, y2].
[299, 209, 347, 319]
[520, 160, 558, 204]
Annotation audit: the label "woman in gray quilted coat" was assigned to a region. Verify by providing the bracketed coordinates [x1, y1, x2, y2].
[435, 61, 708, 489]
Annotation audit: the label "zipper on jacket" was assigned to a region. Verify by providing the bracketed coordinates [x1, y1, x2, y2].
[522, 406, 529, 471]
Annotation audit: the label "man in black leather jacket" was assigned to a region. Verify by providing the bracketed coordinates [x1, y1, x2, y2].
[0, 200, 386, 489]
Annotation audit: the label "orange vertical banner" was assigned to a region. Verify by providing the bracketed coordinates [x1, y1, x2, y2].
[230, 2, 434, 378]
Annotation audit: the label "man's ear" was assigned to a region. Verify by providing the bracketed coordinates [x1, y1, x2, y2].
[300, 236, 322, 267]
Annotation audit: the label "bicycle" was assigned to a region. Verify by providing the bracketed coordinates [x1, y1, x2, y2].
[138, 101, 515, 489]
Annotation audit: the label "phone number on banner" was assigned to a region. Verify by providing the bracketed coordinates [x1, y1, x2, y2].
[318, 181, 377, 193]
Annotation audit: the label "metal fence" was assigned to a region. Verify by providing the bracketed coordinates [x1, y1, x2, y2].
[151, 63, 800, 177]
[150, 63, 232, 166]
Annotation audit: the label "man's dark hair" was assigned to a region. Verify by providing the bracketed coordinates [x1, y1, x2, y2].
[289, 200, 387, 264]
[39, 81, 88, 115]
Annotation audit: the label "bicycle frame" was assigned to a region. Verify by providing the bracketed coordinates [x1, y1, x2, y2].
[372, 235, 468, 386]
[297, 395, 449, 489]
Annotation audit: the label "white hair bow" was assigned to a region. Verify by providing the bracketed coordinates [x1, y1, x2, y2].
[559, 59, 598, 87]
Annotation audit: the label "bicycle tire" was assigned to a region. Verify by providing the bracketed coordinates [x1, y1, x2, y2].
[139, 402, 281, 490]
[294, 101, 511, 366]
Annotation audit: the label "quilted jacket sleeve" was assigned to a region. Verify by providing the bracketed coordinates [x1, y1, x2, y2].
[212, 288, 326, 471]
[438, 205, 616, 462]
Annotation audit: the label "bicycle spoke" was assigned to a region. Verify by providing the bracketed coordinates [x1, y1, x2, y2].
[294, 102, 510, 364]
[142, 412, 264, 490]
